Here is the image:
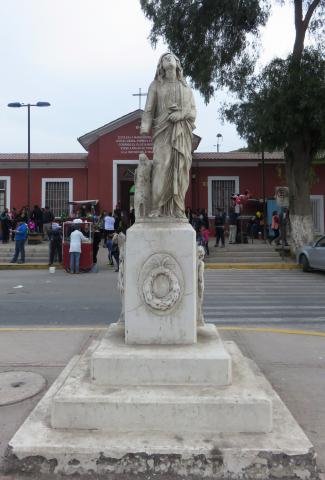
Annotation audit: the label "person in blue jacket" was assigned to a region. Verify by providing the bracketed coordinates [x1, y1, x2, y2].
[10, 218, 28, 264]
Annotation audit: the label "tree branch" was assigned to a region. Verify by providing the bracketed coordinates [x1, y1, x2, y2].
[303, 0, 321, 31]
[293, 0, 304, 58]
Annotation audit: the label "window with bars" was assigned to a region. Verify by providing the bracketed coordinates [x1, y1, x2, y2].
[310, 195, 324, 234]
[211, 179, 237, 215]
[45, 181, 70, 217]
[0, 180, 6, 212]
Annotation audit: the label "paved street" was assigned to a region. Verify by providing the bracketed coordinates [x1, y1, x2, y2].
[0, 268, 325, 328]
[205, 269, 325, 327]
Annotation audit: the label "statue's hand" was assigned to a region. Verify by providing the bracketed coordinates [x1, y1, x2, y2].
[169, 111, 183, 123]
[140, 126, 149, 135]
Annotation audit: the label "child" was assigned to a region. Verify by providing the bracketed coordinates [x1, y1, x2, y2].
[111, 231, 120, 272]
[200, 226, 210, 256]
[27, 219, 36, 232]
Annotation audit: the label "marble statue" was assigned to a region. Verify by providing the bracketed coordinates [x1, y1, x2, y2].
[197, 245, 205, 326]
[140, 52, 196, 218]
[134, 153, 152, 219]
[117, 231, 126, 324]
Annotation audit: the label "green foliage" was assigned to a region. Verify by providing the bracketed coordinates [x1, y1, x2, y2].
[60, 212, 69, 221]
[224, 48, 325, 155]
[140, 0, 270, 102]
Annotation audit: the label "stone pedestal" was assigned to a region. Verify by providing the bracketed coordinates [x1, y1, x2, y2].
[125, 221, 196, 345]
[4, 220, 319, 479]
[5, 339, 317, 479]
[51, 325, 271, 434]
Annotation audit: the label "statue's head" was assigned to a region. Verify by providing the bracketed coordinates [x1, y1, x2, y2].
[139, 152, 148, 164]
[197, 245, 205, 260]
[155, 52, 187, 86]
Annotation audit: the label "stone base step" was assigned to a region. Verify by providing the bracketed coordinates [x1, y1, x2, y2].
[207, 256, 285, 263]
[51, 338, 272, 434]
[211, 245, 275, 251]
[210, 251, 279, 257]
[91, 323, 231, 386]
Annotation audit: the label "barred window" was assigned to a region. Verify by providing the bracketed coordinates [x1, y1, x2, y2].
[45, 181, 70, 217]
[211, 179, 236, 215]
[0, 180, 6, 212]
[311, 195, 324, 234]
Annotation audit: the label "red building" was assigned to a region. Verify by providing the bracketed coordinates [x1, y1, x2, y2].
[1, 109, 324, 234]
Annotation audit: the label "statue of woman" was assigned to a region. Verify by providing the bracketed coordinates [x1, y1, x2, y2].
[140, 53, 196, 218]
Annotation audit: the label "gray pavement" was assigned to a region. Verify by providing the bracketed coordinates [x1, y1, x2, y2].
[1, 267, 325, 327]
[1, 328, 324, 476]
[0, 267, 325, 476]
[205, 269, 325, 325]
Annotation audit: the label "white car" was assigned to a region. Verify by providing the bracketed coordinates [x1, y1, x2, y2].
[297, 236, 325, 272]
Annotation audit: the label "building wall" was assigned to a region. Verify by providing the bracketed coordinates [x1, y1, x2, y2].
[191, 165, 271, 213]
[87, 118, 152, 212]
[0, 167, 87, 210]
[1, 112, 324, 231]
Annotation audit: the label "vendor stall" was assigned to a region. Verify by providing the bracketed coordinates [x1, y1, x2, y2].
[62, 221, 93, 272]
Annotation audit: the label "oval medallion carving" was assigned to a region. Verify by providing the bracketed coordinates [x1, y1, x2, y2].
[139, 253, 184, 313]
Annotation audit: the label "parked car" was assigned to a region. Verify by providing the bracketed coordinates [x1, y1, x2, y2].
[297, 236, 325, 272]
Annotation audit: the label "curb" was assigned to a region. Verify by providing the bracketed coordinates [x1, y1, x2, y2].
[205, 263, 300, 270]
[0, 264, 63, 270]
[0, 263, 301, 271]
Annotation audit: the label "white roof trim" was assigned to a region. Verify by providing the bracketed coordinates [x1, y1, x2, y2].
[78, 110, 143, 151]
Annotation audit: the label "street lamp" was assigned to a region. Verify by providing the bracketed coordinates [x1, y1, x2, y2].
[260, 139, 267, 242]
[8, 101, 51, 211]
[216, 133, 223, 152]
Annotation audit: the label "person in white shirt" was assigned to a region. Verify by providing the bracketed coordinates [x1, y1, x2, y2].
[104, 212, 115, 244]
[69, 226, 89, 274]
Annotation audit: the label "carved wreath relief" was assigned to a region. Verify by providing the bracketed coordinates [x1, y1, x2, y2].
[139, 253, 184, 314]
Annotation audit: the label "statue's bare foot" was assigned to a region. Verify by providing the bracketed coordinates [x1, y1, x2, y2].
[148, 210, 161, 218]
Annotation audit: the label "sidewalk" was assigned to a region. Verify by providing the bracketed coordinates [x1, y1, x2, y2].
[205, 237, 298, 269]
[0, 239, 299, 270]
[0, 326, 324, 477]
[0, 241, 113, 270]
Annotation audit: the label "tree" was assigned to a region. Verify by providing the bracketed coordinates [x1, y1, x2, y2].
[225, 49, 325, 250]
[140, 0, 325, 250]
[140, 0, 270, 102]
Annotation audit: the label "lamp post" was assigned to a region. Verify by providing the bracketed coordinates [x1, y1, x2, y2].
[260, 139, 267, 242]
[216, 133, 223, 152]
[8, 101, 51, 211]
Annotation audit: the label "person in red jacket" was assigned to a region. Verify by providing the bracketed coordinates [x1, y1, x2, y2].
[200, 225, 210, 256]
[269, 210, 280, 245]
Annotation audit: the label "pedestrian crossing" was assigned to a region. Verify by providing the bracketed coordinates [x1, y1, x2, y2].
[203, 270, 325, 325]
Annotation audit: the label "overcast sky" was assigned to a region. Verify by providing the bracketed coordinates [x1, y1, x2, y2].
[0, 1, 296, 154]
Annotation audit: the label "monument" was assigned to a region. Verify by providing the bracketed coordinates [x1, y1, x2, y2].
[4, 53, 318, 479]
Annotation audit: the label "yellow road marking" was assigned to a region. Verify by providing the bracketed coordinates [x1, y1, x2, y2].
[0, 326, 105, 332]
[205, 263, 300, 269]
[0, 326, 324, 337]
[218, 326, 325, 337]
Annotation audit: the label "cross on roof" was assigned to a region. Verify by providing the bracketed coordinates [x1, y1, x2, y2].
[132, 88, 147, 109]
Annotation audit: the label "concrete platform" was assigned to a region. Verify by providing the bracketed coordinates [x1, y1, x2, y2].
[3, 342, 318, 479]
[51, 337, 271, 434]
[91, 323, 231, 386]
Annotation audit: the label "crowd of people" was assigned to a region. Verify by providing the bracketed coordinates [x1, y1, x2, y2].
[0, 205, 55, 244]
[185, 204, 288, 255]
[1, 201, 289, 267]
[0, 203, 132, 270]
[0, 205, 56, 264]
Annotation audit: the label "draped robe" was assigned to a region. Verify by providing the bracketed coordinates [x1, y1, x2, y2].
[141, 79, 196, 217]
